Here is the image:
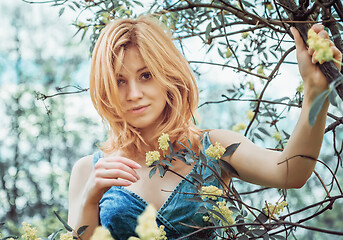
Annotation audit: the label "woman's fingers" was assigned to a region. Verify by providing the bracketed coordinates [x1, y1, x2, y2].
[100, 156, 141, 169]
[95, 160, 140, 180]
[95, 168, 138, 182]
[92, 156, 142, 189]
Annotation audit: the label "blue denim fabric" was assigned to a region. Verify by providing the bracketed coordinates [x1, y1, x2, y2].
[93, 132, 221, 240]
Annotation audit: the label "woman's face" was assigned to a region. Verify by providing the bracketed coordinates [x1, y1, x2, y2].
[117, 46, 167, 135]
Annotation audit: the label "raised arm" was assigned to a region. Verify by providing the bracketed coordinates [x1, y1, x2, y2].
[210, 25, 342, 189]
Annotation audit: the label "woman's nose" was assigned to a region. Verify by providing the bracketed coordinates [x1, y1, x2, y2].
[127, 82, 143, 101]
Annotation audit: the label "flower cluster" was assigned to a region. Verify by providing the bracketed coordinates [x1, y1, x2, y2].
[200, 185, 223, 200]
[158, 133, 170, 151]
[203, 201, 234, 226]
[232, 122, 247, 132]
[90, 226, 114, 240]
[22, 222, 41, 240]
[225, 48, 233, 58]
[307, 28, 333, 63]
[247, 81, 254, 90]
[205, 142, 226, 160]
[264, 201, 288, 217]
[246, 110, 254, 121]
[257, 65, 266, 77]
[272, 130, 282, 142]
[296, 82, 304, 93]
[60, 232, 73, 240]
[242, 32, 249, 39]
[128, 205, 167, 240]
[146, 151, 160, 166]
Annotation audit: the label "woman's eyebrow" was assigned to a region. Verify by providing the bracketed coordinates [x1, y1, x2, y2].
[117, 66, 148, 77]
[137, 66, 148, 73]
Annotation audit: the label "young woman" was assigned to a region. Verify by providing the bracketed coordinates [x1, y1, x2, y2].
[67, 16, 342, 240]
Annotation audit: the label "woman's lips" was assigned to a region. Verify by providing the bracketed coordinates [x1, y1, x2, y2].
[130, 105, 148, 114]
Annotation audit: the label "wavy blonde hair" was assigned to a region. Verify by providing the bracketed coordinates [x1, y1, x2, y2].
[90, 16, 202, 157]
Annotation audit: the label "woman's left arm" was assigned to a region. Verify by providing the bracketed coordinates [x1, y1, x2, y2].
[210, 25, 342, 189]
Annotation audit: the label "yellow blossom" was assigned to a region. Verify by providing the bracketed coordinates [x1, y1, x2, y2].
[272, 130, 282, 142]
[201, 185, 223, 200]
[257, 65, 265, 76]
[21, 222, 41, 240]
[235, 1, 242, 9]
[266, 3, 273, 11]
[203, 201, 234, 225]
[232, 122, 247, 132]
[246, 110, 254, 121]
[307, 28, 333, 63]
[225, 48, 232, 58]
[90, 226, 114, 240]
[264, 201, 287, 217]
[205, 142, 226, 159]
[60, 232, 73, 240]
[158, 225, 167, 240]
[242, 32, 249, 39]
[296, 82, 304, 93]
[247, 81, 254, 90]
[146, 151, 160, 166]
[133, 205, 167, 240]
[158, 133, 170, 151]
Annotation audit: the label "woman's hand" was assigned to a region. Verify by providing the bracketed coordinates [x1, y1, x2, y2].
[84, 156, 141, 205]
[291, 25, 342, 100]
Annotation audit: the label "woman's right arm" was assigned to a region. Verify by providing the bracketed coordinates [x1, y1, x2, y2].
[68, 155, 141, 239]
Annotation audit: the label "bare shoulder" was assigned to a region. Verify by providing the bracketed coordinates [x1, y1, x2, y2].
[69, 155, 94, 193]
[71, 155, 94, 179]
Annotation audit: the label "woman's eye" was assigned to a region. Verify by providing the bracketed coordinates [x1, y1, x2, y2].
[140, 72, 152, 81]
[117, 79, 126, 86]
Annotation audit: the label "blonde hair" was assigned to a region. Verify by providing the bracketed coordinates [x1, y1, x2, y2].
[90, 16, 202, 156]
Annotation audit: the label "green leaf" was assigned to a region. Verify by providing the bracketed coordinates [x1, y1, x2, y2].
[58, 7, 65, 17]
[168, 141, 175, 154]
[157, 165, 166, 178]
[77, 225, 89, 237]
[271, 235, 286, 240]
[185, 153, 194, 165]
[238, 236, 249, 240]
[212, 160, 222, 175]
[254, 212, 268, 224]
[309, 89, 330, 127]
[251, 229, 267, 237]
[176, 141, 191, 153]
[207, 208, 228, 224]
[186, 196, 204, 203]
[54, 211, 73, 232]
[263, 232, 270, 240]
[218, 159, 240, 176]
[328, 88, 338, 107]
[197, 206, 208, 214]
[149, 167, 157, 179]
[189, 173, 204, 183]
[236, 219, 249, 234]
[258, 127, 271, 136]
[199, 151, 207, 164]
[282, 130, 290, 139]
[254, 132, 263, 141]
[205, 22, 212, 39]
[161, 160, 173, 167]
[133, 0, 144, 7]
[48, 229, 63, 240]
[222, 143, 240, 157]
[204, 174, 216, 183]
